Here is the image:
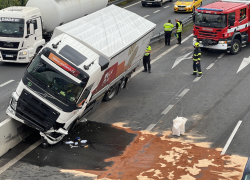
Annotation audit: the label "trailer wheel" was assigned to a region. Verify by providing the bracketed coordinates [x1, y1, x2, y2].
[120, 78, 127, 90]
[230, 39, 241, 55]
[41, 137, 49, 149]
[103, 87, 117, 101]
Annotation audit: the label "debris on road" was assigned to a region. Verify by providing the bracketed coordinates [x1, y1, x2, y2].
[172, 116, 188, 136]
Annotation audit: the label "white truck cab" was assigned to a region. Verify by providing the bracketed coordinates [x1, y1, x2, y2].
[0, 7, 44, 63]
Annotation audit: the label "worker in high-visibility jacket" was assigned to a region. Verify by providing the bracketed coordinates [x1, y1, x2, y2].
[192, 42, 202, 77]
[142, 45, 152, 73]
[175, 19, 183, 44]
[163, 20, 174, 46]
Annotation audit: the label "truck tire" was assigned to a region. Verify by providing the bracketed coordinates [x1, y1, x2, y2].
[36, 46, 42, 54]
[103, 86, 117, 101]
[230, 39, 241, 55]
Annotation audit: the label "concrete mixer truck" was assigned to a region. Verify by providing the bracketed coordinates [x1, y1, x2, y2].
[6, 5, 156, 148]
[0, 0, 108, 63]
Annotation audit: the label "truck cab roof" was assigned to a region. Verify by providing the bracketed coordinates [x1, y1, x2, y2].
[0, 6, 40, 19]
[197, 0, 248, 13]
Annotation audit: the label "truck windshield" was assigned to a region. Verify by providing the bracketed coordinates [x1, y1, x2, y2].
[195, 13, 227, 28]
[0, 18, 24, 37]
[27, 54, 84, 103]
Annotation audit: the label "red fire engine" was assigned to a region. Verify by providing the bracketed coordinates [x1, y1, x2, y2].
[193, 0, 250, 54]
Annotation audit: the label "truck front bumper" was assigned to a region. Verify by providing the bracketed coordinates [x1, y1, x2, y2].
[193, 39, 228, 50]
[0, 49, 31, 63]
[141, 1, 162, 6]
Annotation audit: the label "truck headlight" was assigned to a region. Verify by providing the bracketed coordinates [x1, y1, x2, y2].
[10, 98, 17, 110]
[19, 51, 27, 55]
[219, 41, 227, 44]
[193, 38, 197, 41]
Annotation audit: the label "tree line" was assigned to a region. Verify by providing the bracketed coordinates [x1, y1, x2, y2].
[0, 0, 28, 10]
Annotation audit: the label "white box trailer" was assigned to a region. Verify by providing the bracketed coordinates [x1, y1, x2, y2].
[7, 5, 156, 147]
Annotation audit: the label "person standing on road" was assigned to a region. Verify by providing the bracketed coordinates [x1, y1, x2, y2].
[192, 42, 202, 77]
[163, 20, 174, 46]
[175, 19, 183, 44]
[142, 45, 152, 73]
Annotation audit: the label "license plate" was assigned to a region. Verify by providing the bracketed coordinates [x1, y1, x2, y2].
[147, 3, 152, 4]
[178, 8, 184, 10]
[5, 55, 13, 57]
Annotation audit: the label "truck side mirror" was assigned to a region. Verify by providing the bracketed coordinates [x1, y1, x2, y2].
[99, 56, 109, 71]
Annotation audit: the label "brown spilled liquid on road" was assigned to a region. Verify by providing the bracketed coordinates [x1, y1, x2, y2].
[64, 122, 247, 180]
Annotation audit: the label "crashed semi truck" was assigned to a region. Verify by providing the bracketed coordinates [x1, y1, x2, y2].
[6, 5, 156, 147]
[0, 0, 108, 63]
[193, 0, 250, 54]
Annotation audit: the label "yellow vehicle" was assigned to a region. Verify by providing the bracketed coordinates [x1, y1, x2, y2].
[174, 0, 202, 12]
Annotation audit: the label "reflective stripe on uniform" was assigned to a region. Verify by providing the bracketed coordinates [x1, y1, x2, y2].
[177, 22, 182, 33]
[163, 23, 174, 31]
[145, 46, 151, 56]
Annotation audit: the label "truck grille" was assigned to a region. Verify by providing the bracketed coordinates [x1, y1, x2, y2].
[1, 50, 18, 60]
[0, 41, 19, 49]
[178, 5, 186, 7]
[16, 89, 60, 132]
[199, 31, 218, 37]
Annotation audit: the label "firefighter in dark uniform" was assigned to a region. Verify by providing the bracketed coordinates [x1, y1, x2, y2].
[142, 45, 152, 73]
[192, 42, 202, 77]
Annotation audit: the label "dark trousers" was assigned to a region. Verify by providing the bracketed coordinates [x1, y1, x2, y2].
[165, 31, 171, 45]
[193, 60, 202, 74]
[177, 32, 182, 43]
[143, 55, 151, 71]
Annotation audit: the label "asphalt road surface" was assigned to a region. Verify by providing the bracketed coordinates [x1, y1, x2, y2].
[1, 27, 250, 179]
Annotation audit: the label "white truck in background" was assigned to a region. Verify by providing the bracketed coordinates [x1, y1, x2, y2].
[6, 5, 156, 148]
[0, 0, 108, 63]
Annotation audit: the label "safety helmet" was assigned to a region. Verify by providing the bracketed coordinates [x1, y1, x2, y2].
[195, 42, 200, 47]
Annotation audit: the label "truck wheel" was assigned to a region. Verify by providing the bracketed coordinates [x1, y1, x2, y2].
[103, 87, 117, 101]
[36, 46, 42, 54]
[41, 137, 49, 149]
[230, 39, 241, 55]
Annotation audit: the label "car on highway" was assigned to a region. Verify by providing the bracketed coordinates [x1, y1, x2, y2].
[174, 0, 202, 12]
[141, 0, 172, 7]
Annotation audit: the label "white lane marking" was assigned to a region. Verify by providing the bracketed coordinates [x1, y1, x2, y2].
[144, 15, 150, 18]
[172, 52, 192, 68]
[124, 1, 141, 9]
[193, 77, 201, 82]
[0, 80, 14, 87]
[237, 56, 250, 74]
[161, 105, 174, 115]
[218, 53, 225, 59]
[206, 63, 215, 70]
[145, 124, 156, 131]
[178, 89, 189, 97]
[0, 140, 41, 175]
[221, 121, 242, 155]
[131, 34, 193, 78]
[153, 10, 161, 13]
[164, 5, 169, 8]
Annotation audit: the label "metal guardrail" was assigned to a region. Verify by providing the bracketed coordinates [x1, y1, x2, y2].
[108, 0, 128, 5]
[149, 15, 193, 44]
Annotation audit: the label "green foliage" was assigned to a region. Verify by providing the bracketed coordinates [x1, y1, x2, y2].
[0, 0, 28, 10]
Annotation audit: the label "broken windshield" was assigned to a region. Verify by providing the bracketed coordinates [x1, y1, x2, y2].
[27, 54, 84, 103]
[195, 13, 227, 28]
[0, 18, 24, 37]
